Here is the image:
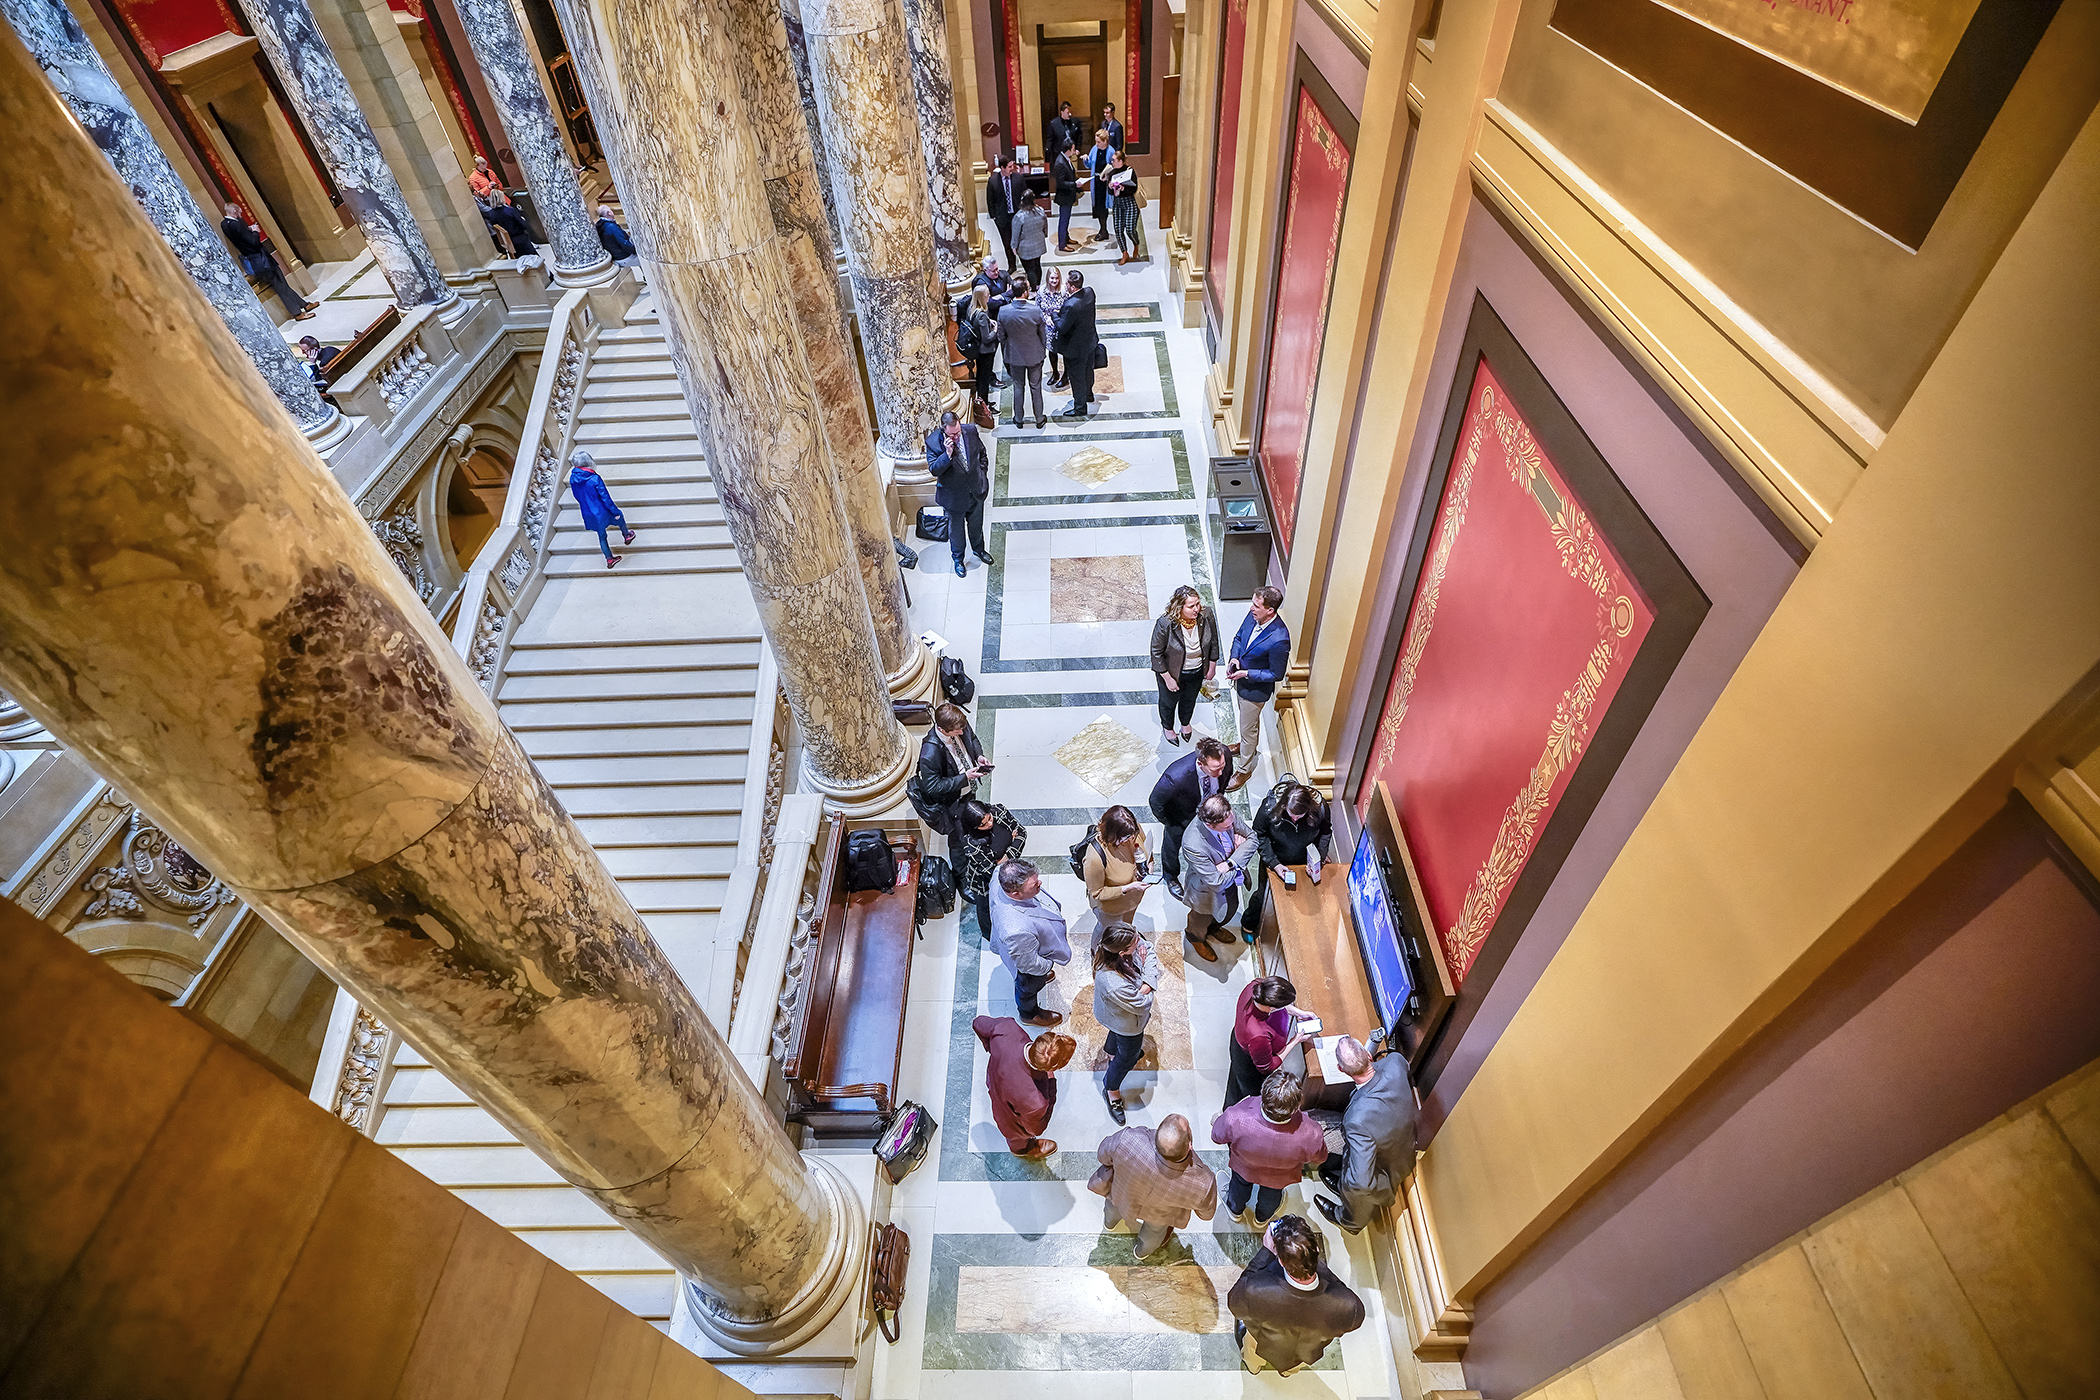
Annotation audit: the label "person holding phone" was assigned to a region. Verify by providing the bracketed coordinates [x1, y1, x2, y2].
[916, 702, 991, 831]
[1092, 923, 1165, 1124]
[1226, 975, 1312, 1109]
[953, 797, 1027, 939]
[1082, 804, 1152, 928]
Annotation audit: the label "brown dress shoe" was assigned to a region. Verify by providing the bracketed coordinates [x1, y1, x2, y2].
[1206, 920, 1237, 943]
[1186, 935, 1218, 963]
[1018, 1140, 1058, 1159]
[1021, 1010, 1064, 1027]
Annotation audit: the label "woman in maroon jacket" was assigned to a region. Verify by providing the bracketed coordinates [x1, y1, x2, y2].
[1226, 976, 1310, 1109]
[975, 1015, 1075, 1159]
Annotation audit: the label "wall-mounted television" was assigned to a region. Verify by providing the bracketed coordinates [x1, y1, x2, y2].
[1347, 824, 1415, 1029]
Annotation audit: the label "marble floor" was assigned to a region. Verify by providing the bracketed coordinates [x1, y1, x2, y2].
[873, 205, 1399, 1400]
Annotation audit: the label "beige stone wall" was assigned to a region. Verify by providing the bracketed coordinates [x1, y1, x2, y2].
[1519, 1058, 2100, 1400]
[0, 896, 755, 1399]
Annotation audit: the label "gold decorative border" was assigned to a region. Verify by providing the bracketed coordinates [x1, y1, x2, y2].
[1266, 87, 1353, 552]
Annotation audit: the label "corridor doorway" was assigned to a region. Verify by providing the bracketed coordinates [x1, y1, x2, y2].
[1038, 22, 1106, 161]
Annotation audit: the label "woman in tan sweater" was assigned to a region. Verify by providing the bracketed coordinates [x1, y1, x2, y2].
[1083, 804, 1152, 928]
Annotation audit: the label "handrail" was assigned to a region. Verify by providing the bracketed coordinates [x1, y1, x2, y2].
[704, 645, 782, 1027]
[450, 286, 597, 691]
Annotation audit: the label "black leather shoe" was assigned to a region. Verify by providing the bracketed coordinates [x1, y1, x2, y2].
[1105, 1089, 1126, 1126]
[954, 560, 967, 577]
[974, 550, 995, 565]
[1314, 1195, 1362, 1233]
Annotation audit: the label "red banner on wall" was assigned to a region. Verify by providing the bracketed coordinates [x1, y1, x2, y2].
[1356, 358, 1656, 987]
[1205, 0, 1248, 317]
[1126, 0, 1143, 144]
[1255, 84, 1352, 557]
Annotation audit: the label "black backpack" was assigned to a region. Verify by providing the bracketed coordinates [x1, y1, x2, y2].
[906, 772, 955, 836]
[956, 310, 982, 357]
[916, 856, 957, 923]
[1068, 824, 1102, 873]
[844, 830, 898, 892]
[939, 655, 976, 705]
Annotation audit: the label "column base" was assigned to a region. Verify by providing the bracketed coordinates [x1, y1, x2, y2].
[803, 724, 914, 818]
[299, 403, 353, 454]
[681, 1154, 869, 1356]
[432, 289, 472, 328]
[551, 249, 619, 289]
[887, 636, 940, 702]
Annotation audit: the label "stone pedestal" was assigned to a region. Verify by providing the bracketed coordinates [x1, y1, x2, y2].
[4, 0, 339, 440]
[241, 0, 456, 310]
[449, 0, 616, 287]
[546, 0, 911, 830]
[0, 36, 860, 1340]
[798, 0, 957, 491]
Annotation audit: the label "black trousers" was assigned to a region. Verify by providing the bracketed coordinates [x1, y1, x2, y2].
[1021, 256, 1043, 289]
[1015, 969, 1052, 1018]
[994, 216, 1015, 268]
[1157, 667, 1206, 729]
[946, 498, 987, 561]
[1067, 356, 1096, 413]
[1160, 817, 1189, 883]
[1104, 1029, 1145, 1092]
[252, 256, 306, 319]
[483, 204, 537, 255]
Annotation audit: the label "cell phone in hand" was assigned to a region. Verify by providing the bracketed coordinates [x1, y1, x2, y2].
[1279, 867, 1298, 890]
[1293, 1013, 1323, 1037]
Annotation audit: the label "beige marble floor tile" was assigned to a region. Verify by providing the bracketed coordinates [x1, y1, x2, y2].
[1050, 555, 1149, 622]
[1097, 306, 1152, 321]
[1058, 445, 1136, 487]
[954, 1265, 1242, 1335]
[1097, 355, 1128, 394]
[1054, 715, 1160, 798]
[1055, 930, 1193, 1071]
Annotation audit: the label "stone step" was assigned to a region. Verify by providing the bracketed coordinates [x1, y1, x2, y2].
[576, 395, 688, 422]
[501, 637, 764, 673]
[498, 665, 759, 701]
[572, 416, 699, 444]
[614, 874, 731, 912]
[597, 323, 670, 344]
[388, 1144, 567, 1188]
[558, 436, 703, 462]
[513, 1228, 672, 1274]
[554, 481, 717, 510]
[453, 1186, 626, 1230]
[546, 524, 735, 555]
[554, 785, 747, 818]
[534, 752, 751, 785]
[542, 552, 743, 579]
[593, 340, 675, 362]
[500, 695, 752, 730]
[580, 375, 683, 404]
[552, 502, 726, 531]
[574, 812, 742, 847]
[383, 1066, 475, 1108]
[583, 1274, 676, 1322]
[586, 357, 676, 382]
[599, 845, 737, 879]
[375, 1103, 510, 1148]
[515, 723, 754, 759]
[576, 458, 711, 484]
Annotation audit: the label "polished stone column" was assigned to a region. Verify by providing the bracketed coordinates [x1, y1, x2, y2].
[798, 0, 958, 477]
[448, 0, 614, 286]
[0, 32, 861, 1348]
[546, 0, 914, 817]
[242, 0, 455, 309]
[732, 0, 929, 698]
[779, 0, 844, 256]
[3, 0, 341, 443]
[899, 0, 971, 291]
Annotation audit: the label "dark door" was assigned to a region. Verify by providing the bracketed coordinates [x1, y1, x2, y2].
[1037, 25, 1107, 163]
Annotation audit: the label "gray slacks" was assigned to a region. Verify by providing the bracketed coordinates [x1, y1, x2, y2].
[1009, 361, 1044, 424]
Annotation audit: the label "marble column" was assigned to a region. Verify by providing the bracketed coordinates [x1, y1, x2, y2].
[0, 32, 862, 1348]
[241, 0, 455, 310]
[779, 0, 844, 257]
[732, 0, 930, 698]
[3, 0, 342, 444]
[545, 0, 914, 819]
[447, 0, 614, 286]
[899, 0, 971, 291]
[798, 0, 960, 479]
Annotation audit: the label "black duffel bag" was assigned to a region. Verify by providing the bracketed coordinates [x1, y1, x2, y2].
[939, 654, 975, 705]
[916, 505, 950, 542]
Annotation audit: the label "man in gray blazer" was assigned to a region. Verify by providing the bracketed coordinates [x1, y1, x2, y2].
[1313, 1035, 1419, 1232]
[995, 277, 1049, 429]
[1179, 794, 1257, 957]
[989, 858, 1073, 1027]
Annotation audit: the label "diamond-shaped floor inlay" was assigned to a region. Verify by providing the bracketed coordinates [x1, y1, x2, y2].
[1054, 715, 1157, 798]
[1050, 555, 1149, 622]
[1057, 445, 1134, 488]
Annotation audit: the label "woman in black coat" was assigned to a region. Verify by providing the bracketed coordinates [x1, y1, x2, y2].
[952, 797, 1027, 939]
[1241, 780, 1334, 936]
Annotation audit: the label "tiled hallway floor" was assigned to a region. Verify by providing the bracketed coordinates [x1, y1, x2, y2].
[872, 210, 1398, 1400]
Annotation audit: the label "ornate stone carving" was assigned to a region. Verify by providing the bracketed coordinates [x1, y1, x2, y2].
[467, 597, 507, 692]
[370, 498, 434, 602]
[331, 1005, 390, 1132]
[0, 685, 44, 742]
[377, 340, 437, 410]
[770, 892, 820, 1062]
[519, 335, 584, 554]
[22, 786, 130, 914]
[81, 809, 236, 927]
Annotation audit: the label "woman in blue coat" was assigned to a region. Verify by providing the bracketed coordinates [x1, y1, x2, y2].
[568, 450, 635, 568]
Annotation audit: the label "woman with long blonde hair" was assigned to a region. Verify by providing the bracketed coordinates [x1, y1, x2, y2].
[1149, 584, 1218, 746]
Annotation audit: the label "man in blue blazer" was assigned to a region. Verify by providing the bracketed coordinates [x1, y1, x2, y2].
[1226, 586, 1290, 789]
[925, 410, 994, 577]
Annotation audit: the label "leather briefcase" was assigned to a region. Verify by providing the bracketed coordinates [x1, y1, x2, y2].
[869, 1222, 911, 1343]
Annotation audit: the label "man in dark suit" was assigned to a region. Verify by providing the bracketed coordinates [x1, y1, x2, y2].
[986, 156, 1027, 272]
[1146, 734, 1234, 899]
[1101, 102, 1126, 153]
[220, 202, 315, 322]
[1226, 1214, 1365, 1375]
[1313, 1036, 1419, 1233]
[1052, 270, 1099, 418]
[1047, 102, 1084, 177]
[924, 410, 993, 577]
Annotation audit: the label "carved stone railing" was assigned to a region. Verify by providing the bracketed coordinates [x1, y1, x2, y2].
[449, 287, 598, 692]
[309, 992, 399, 1137]
[714, 653, 784, 1029]
[332, 302, 456, 435]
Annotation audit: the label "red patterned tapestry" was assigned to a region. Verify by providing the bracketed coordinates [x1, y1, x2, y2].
[1003, 0, 1025, 154]
[1204, 0, 1248, 321]
[1255, 83, 1352, 557]
[1126, 0, 1143, 144]
[1356, 357, 1656, 987]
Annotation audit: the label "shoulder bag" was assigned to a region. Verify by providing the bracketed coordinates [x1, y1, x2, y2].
[868, 1223, 911, 1343]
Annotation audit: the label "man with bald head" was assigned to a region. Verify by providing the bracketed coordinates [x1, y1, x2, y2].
[1312, 1035, 1418, 1233]
[1091, 1113, 1219, 1258]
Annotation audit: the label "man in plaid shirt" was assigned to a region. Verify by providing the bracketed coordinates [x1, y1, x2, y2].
[1092, 1114, 1219, 1258]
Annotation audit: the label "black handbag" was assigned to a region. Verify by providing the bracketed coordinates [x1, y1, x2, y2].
[916, 506, 950, 542]
[916, 855, 957, 922]
[1092, 342, 1110, 369]
[939, 655, 975, 704]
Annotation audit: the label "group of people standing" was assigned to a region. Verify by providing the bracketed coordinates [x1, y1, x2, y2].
[953, 258, 1104, 430]
[988, 102, 1146, 268]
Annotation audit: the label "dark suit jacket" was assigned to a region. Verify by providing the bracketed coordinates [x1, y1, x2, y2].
[1051, 286, 1097, 362]
[1053, 152, 1082, 208]
[1227, 1248, 1365, 1372]
[1102, 117, 1125, 150]
[924, 424, 990, 510]
[221, 218, 269, 261]
[1337, 1052, 1418, 1225]
[986, 170, 1026, 223]
[916, 723, 985, 807]
[1048, 115, 1084, 163]
[1146, 750, 1235, 829]
[1230, 613, 1292, 702]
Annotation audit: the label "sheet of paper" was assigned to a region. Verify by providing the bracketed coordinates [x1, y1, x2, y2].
[1306, 1034, 1344, 1080]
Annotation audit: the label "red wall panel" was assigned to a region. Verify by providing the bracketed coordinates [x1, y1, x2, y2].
[1356, 358, 1656, 987]
[1204, 0, 1247, 323]
[1254, 81, 1351, 555]
[118, 0, 235, 59]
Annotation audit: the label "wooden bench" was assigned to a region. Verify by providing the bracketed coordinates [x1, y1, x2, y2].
[316, 305, 401, 388]
[780, 819, 921, 1136]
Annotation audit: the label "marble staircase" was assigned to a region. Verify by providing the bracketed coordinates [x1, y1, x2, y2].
[369, 295, 763, 1330]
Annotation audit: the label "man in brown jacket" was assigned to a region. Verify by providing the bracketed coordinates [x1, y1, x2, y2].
[1092, 1114, 1218, 1257]
[975, 1015, 1074, 1158]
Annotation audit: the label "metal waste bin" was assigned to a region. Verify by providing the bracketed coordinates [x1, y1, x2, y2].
[1210, 456, 1270, 599]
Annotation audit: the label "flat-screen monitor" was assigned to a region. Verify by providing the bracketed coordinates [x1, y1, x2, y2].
[1347, 825, 1415, 1029]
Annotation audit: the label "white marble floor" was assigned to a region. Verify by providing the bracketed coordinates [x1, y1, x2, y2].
[872, 204, 1399, 1400]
